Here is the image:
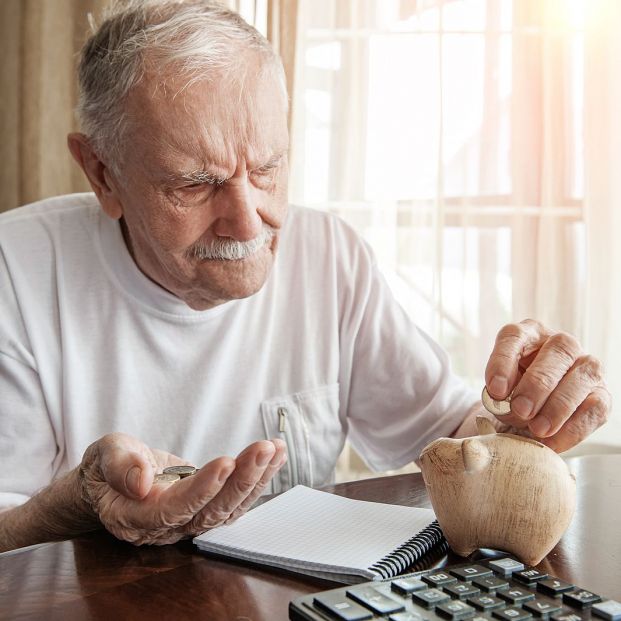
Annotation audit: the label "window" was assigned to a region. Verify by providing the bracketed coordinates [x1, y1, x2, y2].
[290, 0, 587, 385]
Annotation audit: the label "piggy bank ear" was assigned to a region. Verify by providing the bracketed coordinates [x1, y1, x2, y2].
[461, 438, 492, 473]
[476, 416, 497, 435]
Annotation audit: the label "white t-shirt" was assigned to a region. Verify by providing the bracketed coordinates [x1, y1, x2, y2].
[0, 194, 478, 508]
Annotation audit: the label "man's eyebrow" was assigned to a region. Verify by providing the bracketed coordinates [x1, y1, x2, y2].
[177, 169, 228, 185]
[254, 150, 288, 170]
[269, 150, 288, 165]
[169, 150, 288, 185]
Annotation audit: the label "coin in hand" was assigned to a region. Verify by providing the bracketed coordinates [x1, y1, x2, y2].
[154, 473, 181, 484]
[481, 386, 512, 416]
[163, 465, 197, 478]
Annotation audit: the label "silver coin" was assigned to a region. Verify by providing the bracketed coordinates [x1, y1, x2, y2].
[481, 386, 512, 416]
[154, 473, 181, 483]
[163, 465, 197, 478]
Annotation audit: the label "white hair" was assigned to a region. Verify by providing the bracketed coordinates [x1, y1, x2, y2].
[76, 0, 287, 171]
[185, 223, 275, 261]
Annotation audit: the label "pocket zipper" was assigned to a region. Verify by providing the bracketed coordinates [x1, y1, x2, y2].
[277, 406, 298, 485]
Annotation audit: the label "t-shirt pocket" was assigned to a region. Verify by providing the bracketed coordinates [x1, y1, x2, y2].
[261, 383, 342, 494]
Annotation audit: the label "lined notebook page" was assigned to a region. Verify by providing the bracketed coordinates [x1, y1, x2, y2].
[194, 485, 436, 581]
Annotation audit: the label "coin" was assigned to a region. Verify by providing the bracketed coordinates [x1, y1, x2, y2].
[154, 473, 180, 483]
[163, 465, 197, 478]
[481, 386, 512, 416]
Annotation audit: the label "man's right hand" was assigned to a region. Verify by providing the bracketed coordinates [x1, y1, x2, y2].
[78, 432, 287, 546]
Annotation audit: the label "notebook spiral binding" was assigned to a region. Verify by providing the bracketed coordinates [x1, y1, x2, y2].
[368, 520, 447, 580]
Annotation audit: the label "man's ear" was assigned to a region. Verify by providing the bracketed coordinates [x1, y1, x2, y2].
[67, 133, 123, 220]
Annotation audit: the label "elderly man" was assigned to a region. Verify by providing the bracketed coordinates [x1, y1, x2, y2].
[0, 0, 610, 552]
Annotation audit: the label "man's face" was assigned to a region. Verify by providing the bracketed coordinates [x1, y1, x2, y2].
[106, 58, 289, 310]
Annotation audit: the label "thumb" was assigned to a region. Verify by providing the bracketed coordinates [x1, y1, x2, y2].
[86, 433, 154, 499]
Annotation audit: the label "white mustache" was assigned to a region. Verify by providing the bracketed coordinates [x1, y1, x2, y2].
[186, 225, 275, 261]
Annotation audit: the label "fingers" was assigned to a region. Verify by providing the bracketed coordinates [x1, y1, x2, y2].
[91, 454, 236, 540]
[161, 456, 236, 518]
[83, 432, 155, 500]
[524, 354, 600, 437]
[485, 320, 553, 399]
[539, 386, 611, 452]
[225, 439, 287, 524]
[508, 332, 583, 430]
[184, 439, 286, 532]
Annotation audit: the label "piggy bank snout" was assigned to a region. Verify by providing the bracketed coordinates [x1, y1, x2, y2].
[419, 438, 464, 477]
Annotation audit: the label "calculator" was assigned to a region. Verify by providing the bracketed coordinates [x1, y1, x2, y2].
[289, 557, 621, 621]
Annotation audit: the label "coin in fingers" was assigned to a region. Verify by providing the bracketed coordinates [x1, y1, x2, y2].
[163, 465, 197, 478]
[482, 386, 512, 416]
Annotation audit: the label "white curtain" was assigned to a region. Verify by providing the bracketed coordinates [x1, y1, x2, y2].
[287, 0, 621, 451]
[583, 1, 621, 447]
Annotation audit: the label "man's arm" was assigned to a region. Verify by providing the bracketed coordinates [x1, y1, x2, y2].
[0, 469, 98, 552]
[0, 352, 100, 550]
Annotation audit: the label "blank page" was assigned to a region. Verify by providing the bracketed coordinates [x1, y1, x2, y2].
[194, 485, 435, 574]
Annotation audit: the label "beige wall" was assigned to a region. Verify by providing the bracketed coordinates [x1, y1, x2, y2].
[0, 0, 108, 214]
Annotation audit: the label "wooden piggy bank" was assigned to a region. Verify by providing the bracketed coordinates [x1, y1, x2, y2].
[419, 418, 576, 565]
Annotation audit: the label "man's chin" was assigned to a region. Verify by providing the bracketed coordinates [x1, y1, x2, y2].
[184, 249, 275, 309]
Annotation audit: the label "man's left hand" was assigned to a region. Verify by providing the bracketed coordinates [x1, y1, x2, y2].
[485, 319, 611, 452]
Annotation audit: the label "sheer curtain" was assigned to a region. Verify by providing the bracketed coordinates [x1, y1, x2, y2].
[582, 1, 621, 448]
[286, 0, 621, 461]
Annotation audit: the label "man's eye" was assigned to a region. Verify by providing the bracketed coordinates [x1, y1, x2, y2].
[183, 181, 219, 192]
[252, 166, 277, 186]
[256, 165, 277, 175]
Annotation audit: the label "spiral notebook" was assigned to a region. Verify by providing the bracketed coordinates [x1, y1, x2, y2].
[193, 485, 445, 584]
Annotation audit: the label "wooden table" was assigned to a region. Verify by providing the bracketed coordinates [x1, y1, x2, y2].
[1, 454, 619, 620]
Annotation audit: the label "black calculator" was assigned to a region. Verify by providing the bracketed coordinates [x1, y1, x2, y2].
[289, 558, 621, 621]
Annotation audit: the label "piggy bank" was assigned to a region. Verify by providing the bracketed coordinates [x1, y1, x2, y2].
[419, 417, 576, 565]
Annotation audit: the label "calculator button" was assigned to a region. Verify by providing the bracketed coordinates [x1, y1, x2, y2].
[498, 588, 536, 605]
[389, 613, 428, 621]
[493, 607, 534, 621]
[436, 601, 477, 619]
[523, 598, 563, 617]
[313, 592, 374, 620]
[391, 577, 427, 595]
[450, 565, 494, 581]
[538, 580, 575, 597]
[563, 590, 603, 608]
[515, 569, 549, 584]
[346, 586, 405, 615]
[445, 583, 481, 600]
[413, 588, 451, 608]
[592, 600, 621, 621]
[472, 576, 510, 592]
[489, 559, 526, 577]
[551, 612, 590, 621]
[423, 572, 458, 587]
[467, 595, 506, 610]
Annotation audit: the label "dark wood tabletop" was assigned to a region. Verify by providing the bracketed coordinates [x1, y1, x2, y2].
[0, 454, 619, 621]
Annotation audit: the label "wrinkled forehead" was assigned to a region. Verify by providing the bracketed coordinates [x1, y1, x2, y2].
[122, 56, 288, 173]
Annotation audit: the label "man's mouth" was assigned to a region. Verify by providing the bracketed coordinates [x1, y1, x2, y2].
[185, 225, 275, 261]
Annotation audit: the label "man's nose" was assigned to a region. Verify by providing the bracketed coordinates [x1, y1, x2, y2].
[212, 180, 263, 241]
